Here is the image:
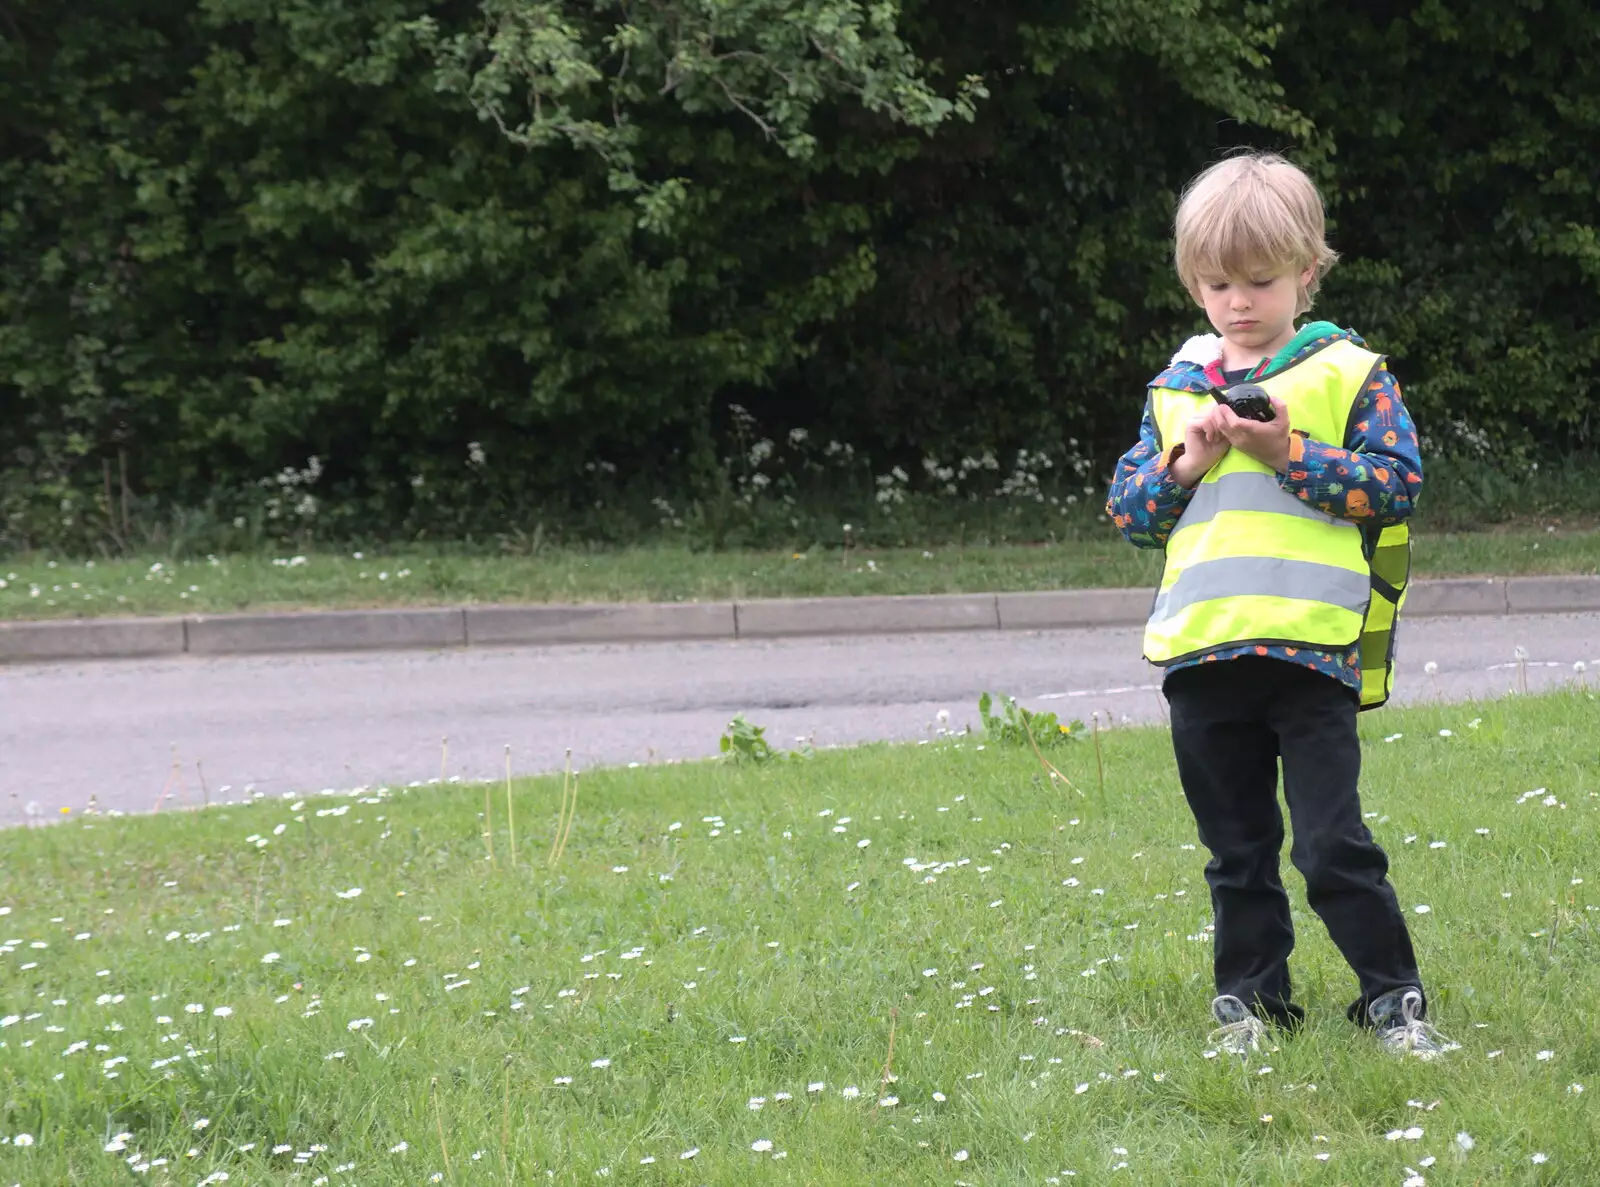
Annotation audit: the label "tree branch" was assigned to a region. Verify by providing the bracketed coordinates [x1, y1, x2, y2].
[715, 76, 776, 139]
[809, 36, 871, 101]
[713, 48, 801, 91]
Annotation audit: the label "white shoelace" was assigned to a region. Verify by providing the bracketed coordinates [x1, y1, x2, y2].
[1380, 993, 1460, 1057]
[1211, 1018, 1265, 1052]
[1209, 997, 1267, 1053]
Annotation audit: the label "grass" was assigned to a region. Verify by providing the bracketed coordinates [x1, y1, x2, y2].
[3, 524, 1599, 621]
[2, 688, 1597, 1184]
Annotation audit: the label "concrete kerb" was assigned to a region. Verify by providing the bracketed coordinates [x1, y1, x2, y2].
[735, 593, 999, 638]
[996, 588, 1152, 630]
[1506, 575, 1600, 614]
[186, 608, 468, 655]
[0, 615, 186, 663]
[1404, 577, 1509, 617]
[2, 575, 1598, 663]
[467, 602, 735, 646]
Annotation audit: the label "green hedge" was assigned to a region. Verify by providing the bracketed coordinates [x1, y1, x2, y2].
[2, 0, 1596, 552]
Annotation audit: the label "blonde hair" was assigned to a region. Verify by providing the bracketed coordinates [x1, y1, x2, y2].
[1174, 151, 1338, 315]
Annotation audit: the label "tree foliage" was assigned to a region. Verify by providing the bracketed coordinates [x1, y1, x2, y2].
[1, 0, 1595, 551]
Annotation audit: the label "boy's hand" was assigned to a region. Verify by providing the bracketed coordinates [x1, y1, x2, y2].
[1170, 406, 1231, 488]
[1216, 395, 1293, 472]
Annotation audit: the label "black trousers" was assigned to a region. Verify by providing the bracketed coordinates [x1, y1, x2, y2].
[1164, 657, 1424, 1027]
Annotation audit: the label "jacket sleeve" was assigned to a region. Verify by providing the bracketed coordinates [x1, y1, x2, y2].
[1105, 403, 1198, 548]
[1278, 367, 1423, 526]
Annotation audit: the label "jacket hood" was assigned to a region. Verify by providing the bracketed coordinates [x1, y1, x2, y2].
[1150, 321, 1366, 393]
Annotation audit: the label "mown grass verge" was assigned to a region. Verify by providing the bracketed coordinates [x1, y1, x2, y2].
[4, 525, 1598, 621]
[1, 689, 1597, 1183]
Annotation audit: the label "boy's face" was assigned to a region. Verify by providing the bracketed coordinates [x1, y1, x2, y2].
[1193, 260, 1316, 366]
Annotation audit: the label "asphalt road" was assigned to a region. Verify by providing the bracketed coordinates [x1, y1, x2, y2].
[5, 613, 1597, 822]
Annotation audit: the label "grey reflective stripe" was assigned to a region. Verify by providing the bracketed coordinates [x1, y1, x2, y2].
[1151, 556, 1371, 625]
[1173, 471, 1353, 535]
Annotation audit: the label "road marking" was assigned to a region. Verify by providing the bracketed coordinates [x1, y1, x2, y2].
[1034, 684, 1162, 701]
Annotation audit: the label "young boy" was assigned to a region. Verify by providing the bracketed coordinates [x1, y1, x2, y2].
[1106, 152, 1456, 1058]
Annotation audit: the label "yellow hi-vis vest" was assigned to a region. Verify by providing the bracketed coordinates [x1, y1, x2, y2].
[1144, 338, 1412, 710]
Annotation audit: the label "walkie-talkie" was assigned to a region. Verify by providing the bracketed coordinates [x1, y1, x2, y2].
[1211, 382, 1276, 423]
